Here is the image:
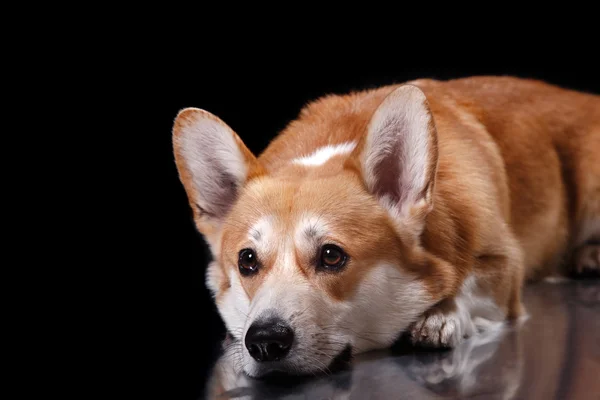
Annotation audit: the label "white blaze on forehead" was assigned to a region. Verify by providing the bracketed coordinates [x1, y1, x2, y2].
[246, 242, 308, 322]
[292, 141, 357, 166]
[244, 215, 328, 328]
[247, 215, 276, 253]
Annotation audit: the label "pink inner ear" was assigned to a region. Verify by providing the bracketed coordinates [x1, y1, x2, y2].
[370, 119, 421, 208]
[363, 84, 437, 214]
[214, 171, 240, 216]
[373, 137, 403, 204]
[373, 139, 429, 210]
[198, 167, 240, 218]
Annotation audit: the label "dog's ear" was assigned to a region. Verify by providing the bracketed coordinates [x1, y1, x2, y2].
[172, 108, 263, 249]
[356, 85, 438, 236]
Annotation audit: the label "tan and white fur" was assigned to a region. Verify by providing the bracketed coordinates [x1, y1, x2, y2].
[172, 76, 600, 377]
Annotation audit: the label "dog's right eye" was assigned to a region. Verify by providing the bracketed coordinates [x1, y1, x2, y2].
[238, 248, 259, 276]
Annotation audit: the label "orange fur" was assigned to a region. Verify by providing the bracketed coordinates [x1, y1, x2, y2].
[175, 76, 600, 321]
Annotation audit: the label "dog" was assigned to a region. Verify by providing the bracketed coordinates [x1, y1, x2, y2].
[172, 76, 599, 377]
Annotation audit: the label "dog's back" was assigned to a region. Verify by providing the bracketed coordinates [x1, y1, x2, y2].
[260, 76, 600, 281]
[417, 77, 600, 280]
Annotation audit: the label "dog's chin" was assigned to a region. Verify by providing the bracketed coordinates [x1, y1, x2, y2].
[245, 361, 297, 379]
[244, 344, 353, 379]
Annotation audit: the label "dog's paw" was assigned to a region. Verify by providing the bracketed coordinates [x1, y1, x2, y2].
[573, 244, 600, 278]
[410, 306, 473, 349]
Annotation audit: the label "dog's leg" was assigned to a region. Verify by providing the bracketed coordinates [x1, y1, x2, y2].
[409, 285, 512, 349]
[410, 235, 525, 348]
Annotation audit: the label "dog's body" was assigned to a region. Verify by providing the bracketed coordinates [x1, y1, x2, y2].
[173, 76, 600, 377]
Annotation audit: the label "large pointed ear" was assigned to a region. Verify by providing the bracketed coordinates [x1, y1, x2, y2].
[172, 108, 263, 248]
[358, 85, 438, 234]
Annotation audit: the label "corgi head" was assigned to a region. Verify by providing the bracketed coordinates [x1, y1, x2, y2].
[173, 85, 454, 377]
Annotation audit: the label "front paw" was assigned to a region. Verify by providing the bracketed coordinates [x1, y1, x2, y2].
[409, 305, 473, 349]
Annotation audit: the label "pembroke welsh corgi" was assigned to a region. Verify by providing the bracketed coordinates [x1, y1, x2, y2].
[172, 76, 599, 377]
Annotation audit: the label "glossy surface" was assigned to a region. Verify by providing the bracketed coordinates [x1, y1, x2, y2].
[204, 280, 600, 399]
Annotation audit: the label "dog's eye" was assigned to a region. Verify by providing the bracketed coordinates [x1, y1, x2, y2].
[319, 244, 347, 271]
[238, 248, 259, 275]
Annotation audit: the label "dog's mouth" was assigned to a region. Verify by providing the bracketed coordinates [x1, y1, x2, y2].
[327, 344, 353, 372]
[254, 344, 353, 380]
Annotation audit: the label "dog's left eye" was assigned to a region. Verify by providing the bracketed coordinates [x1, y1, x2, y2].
[318, 244, 348, 271]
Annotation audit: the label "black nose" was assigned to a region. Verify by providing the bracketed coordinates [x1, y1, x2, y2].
[245, 319, 294, 362]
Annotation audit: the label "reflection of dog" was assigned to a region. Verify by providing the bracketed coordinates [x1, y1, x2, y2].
[403, 323, 522, 399]
[205, 282, 600, 399]
[173, 77, 600, 377]
[206, 324, 520, 400]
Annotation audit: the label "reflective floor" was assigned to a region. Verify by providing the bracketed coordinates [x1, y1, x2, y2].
[204, 280, 600, 399]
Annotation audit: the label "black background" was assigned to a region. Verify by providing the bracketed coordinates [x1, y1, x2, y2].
[131, 53, 599, 399]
